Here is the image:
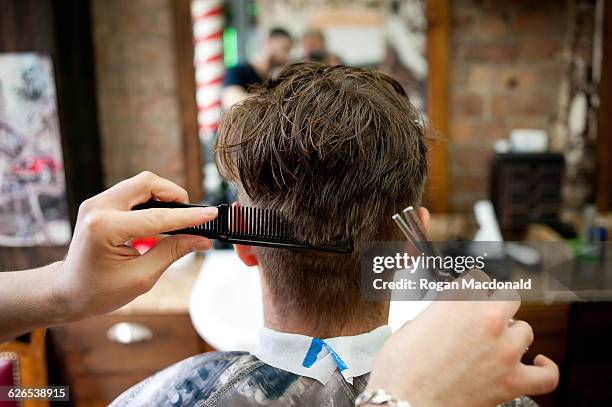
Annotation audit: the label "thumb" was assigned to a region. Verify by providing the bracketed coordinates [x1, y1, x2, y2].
[137, 235, 212, 279]
[516, 354, 559, 395]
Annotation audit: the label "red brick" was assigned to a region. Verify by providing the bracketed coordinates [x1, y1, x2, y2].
[491, 93, 556, 117]
[92, 0, 186, 190]
[453, 93, 484, 118]
[471, 12, 513, 39]
[493, 66, 538, 92]
[521, 37, 562, 60]
[450, 120, 473, 142]
[466, 65, 496, 93]
[459, 43, 519, 63]
[124, 65, 176, 94]
[449, 144, 494, 177]
[118, 2, 172, 37]
[121, 39, 172, 67]
[451, 191, 489, 213]
[513, 8, 566, 35]
[450, 120, 509, 144]
[451, 9, 476, 36]
[452, 174, 488, 193]
[445, 0, 595, 211]
[503, 116, 551, 134]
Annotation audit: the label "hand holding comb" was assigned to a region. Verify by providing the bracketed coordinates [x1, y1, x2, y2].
[132, 200, 352, 253]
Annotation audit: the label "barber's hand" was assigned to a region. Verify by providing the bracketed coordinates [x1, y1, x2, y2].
[367, 271, 559, 407]
[54, 171, 217, 321]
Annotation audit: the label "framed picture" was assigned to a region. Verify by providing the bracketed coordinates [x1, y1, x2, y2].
[0, 53, 71, 246]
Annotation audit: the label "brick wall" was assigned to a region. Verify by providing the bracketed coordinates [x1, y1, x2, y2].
[91, 0, 186, 188]
[448, 0, 594, 212]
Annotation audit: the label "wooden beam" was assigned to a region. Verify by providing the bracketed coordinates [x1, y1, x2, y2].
[426, 0, 450, 213]
[172, 0, 204, 202]
[53, 0, 104, 224]
[596, 0, 612, 212]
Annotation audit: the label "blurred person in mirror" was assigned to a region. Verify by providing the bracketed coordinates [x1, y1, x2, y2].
[112, 62, 555, 407]
[221, 27, 292, 108]
[302, 28, 342, 66]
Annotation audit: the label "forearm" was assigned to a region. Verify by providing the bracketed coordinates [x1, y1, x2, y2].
[0, 261, 69, 342]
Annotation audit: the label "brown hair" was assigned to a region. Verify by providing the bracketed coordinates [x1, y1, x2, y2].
[215, 62, 427, 334]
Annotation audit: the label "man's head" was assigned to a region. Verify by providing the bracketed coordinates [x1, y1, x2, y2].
[264, 27, 292, 70]
[215, 62, 427, 334]
[302, 28, 326, 57]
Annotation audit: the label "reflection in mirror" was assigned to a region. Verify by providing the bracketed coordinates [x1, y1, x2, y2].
[191, 0, 429, 209]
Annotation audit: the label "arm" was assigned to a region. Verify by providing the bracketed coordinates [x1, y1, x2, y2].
[0, 262, 67, 342]
[0, 171, 217, 342]
[366, 271, 559, 407]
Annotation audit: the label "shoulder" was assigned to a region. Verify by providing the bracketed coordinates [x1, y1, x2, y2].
[110, 351, 257, 407]
[210, 367, 367, 407]
[223, 64, 261, 88]
[223, 65, 249, 86]
[499, 396, 540, 407]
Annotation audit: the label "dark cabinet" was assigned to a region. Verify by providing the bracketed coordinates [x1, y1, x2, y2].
[491, 153, 564, 229]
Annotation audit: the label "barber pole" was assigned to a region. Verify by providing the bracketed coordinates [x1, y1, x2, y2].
[191, 0, 224, 142]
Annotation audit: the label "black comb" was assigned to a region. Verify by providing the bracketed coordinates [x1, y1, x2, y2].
[132, 200, 352, 253]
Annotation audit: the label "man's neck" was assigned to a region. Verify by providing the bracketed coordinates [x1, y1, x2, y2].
[260, 274, 389, 339]
[263, 314, 388, 338]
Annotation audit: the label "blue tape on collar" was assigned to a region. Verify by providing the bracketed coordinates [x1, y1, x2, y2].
[302, 338, 324, 368]
[327, 344, 348, 371]
[302, 338, 348, 372]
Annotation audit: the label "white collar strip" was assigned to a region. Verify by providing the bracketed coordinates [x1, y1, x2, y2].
[252, 325, 391, 385]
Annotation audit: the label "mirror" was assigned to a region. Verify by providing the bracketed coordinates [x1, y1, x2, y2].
[191, 0, 448, 210]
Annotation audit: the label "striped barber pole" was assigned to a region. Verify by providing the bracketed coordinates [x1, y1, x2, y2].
[191, 0, 224, 142]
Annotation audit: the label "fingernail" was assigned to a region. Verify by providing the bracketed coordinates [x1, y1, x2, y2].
[201, 207, 218, 218]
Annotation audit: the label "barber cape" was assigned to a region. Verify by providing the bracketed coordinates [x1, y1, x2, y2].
[111, 326, 539, 407]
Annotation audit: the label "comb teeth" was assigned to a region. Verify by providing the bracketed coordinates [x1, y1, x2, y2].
[185, 205, 292, 240]
[224, 205, 288, 239]
[132, 200, 351, 253]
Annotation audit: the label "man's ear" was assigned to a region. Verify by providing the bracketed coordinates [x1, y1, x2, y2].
[416, 206, 430, 234]
[231, 201, 259, 267]
[234, 244, 259, 267]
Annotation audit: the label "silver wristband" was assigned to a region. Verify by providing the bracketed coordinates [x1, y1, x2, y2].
[355, 388, 413, 407]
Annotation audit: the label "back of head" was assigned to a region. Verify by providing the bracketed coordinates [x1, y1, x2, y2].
[216, 62, 427, 333]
